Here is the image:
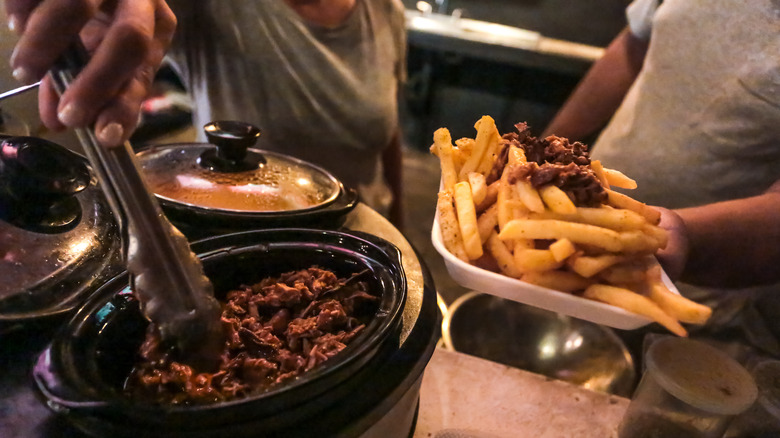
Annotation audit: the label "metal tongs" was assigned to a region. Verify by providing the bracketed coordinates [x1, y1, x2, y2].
[50, 41, 223, 370]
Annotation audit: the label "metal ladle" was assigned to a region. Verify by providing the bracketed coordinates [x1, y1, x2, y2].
[49, 41, 223, 370]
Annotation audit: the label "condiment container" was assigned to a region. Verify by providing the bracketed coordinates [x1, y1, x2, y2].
[725, 359, 780, 437]
[618, 337, 758, 438]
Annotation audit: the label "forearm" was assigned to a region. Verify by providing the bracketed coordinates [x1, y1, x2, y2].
[677, 182, 780, 288]
[542, 28, 647, 140]
[382, 130, 404, 229]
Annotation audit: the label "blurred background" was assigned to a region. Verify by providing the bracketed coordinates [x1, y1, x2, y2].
[0, 0, 630, 307]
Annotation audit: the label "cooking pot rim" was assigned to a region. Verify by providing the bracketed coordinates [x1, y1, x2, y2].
[34, 228, 408, 418]
[135, 144, 345, 215]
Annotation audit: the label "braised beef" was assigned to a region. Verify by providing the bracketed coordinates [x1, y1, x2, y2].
[124, 267, 379, 405]
[503, 124, 606, 207]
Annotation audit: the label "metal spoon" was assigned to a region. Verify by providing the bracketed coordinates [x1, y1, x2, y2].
[49, 41, 224, 370]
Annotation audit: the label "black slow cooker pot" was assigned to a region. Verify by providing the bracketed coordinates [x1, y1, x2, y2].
[33, 228, 440, 438]
[134, 121, 358, 239]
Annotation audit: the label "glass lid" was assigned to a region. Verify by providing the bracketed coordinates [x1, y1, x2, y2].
[136, 121, 342, 214]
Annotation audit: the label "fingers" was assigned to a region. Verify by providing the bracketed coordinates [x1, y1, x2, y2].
[8, 0, 97, 83]
[4, 0, 38, 33]
[7, 0, 176, 147]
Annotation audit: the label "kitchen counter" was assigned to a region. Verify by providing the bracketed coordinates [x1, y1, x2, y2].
[404, 10, 604, 76]
[415, 347, 629, 438]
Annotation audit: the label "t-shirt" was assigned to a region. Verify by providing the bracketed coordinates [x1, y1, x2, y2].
[594, 0, 780, 351]
[593, 0, 780, 209]
[166, 0, 407, 214]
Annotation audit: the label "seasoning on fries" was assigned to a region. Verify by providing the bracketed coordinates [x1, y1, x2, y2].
[431, 116, 712, 336]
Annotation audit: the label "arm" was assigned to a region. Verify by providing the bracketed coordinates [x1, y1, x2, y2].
[5, 0, 176, 147]
[656, 181, 780, 288]
[541, 27, 648, 140]
[382, 130, 404, 229]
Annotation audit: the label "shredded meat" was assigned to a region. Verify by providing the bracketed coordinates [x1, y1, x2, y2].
[503, 123, 606, 206]
[124, 267, 379, 405]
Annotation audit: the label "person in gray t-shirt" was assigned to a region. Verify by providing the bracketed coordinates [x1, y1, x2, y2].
[543, 0, 780, 354]
[5, 0, 407, 225]
[166, 0, 407, 224]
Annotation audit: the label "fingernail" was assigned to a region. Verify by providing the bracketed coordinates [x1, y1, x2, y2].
[11, 66, 36, 84]
[58, 103, 87, 127]
[7, 14, 19, 33]
[97, 123, 124, 147]
[9, 46, 36, 84]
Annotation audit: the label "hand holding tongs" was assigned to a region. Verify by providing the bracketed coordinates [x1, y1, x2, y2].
[49, 41, 223, 370]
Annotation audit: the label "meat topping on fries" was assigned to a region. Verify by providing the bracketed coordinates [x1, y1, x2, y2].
[431, 116, 711, 336]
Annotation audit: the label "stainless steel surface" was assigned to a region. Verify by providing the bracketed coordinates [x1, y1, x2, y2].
[404, 9, 604, 74]
[442, 292, 636, 396]
[0, 81, 40, 102]
[48, 42, 222, 368]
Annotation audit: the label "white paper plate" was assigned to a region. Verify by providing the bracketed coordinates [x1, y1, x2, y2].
[431, 215, 679, 330]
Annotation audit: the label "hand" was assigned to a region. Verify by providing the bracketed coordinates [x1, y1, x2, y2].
[5, 0, 176, 147]
[654, 206, 689, 282]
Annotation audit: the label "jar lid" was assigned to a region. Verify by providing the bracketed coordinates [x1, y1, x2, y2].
[646, 337, 758, 416]
[753, 360, 780, 418]
[0, 136, 122, 322]
[136, 121, 341, 215]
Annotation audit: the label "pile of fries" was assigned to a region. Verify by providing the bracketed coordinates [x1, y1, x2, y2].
[432, 116, 711, 336]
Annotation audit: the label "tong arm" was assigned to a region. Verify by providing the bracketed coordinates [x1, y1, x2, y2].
[49, 41, 223, 369]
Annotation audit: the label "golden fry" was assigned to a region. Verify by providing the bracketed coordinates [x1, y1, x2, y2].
[604, 168, 638, 189]
[598, 262, 648, 285]
[606, 189, 662, 225]
[514, 248, 563, 272]
[583, 284, 687, 337]
[522, 270, 592, 293]
[507, 144, 527, 166]
[648, 283, 711, 325]
[499, 219, 624, 252]
[548, 238, 576, 262]
[529, 206, 649, 231]
[590, 160, 610, 189]
[459, 115, 497, 180]
[452, 138, 473, 171]
[642, 224, 669, 249]
[437, 191, 468, 262]
[432, 128, 459, 193]
[476, 123, 502, 177]
[618, 230, 665, 254]
[514, 180, 545, 213]
[487, 232, 522, 278]
[539, 185, 577, 214]
[468, 172, 487, 206]
[497, 168, 526, 231]
[645, 265, 711, 325]
[477, 203, 499, 244]
[475, 180, 500, 213]
[568, 253, 627, 278]
[454, 181, 484, 260]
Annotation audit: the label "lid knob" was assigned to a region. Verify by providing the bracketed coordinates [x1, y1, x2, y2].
[0, 136, 92, 231]
[199, 121, 265, 172]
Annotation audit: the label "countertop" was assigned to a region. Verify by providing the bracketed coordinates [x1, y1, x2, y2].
[415, 347, 628, 438]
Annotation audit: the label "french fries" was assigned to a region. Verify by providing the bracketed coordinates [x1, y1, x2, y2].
[432, 116, 711, 336]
